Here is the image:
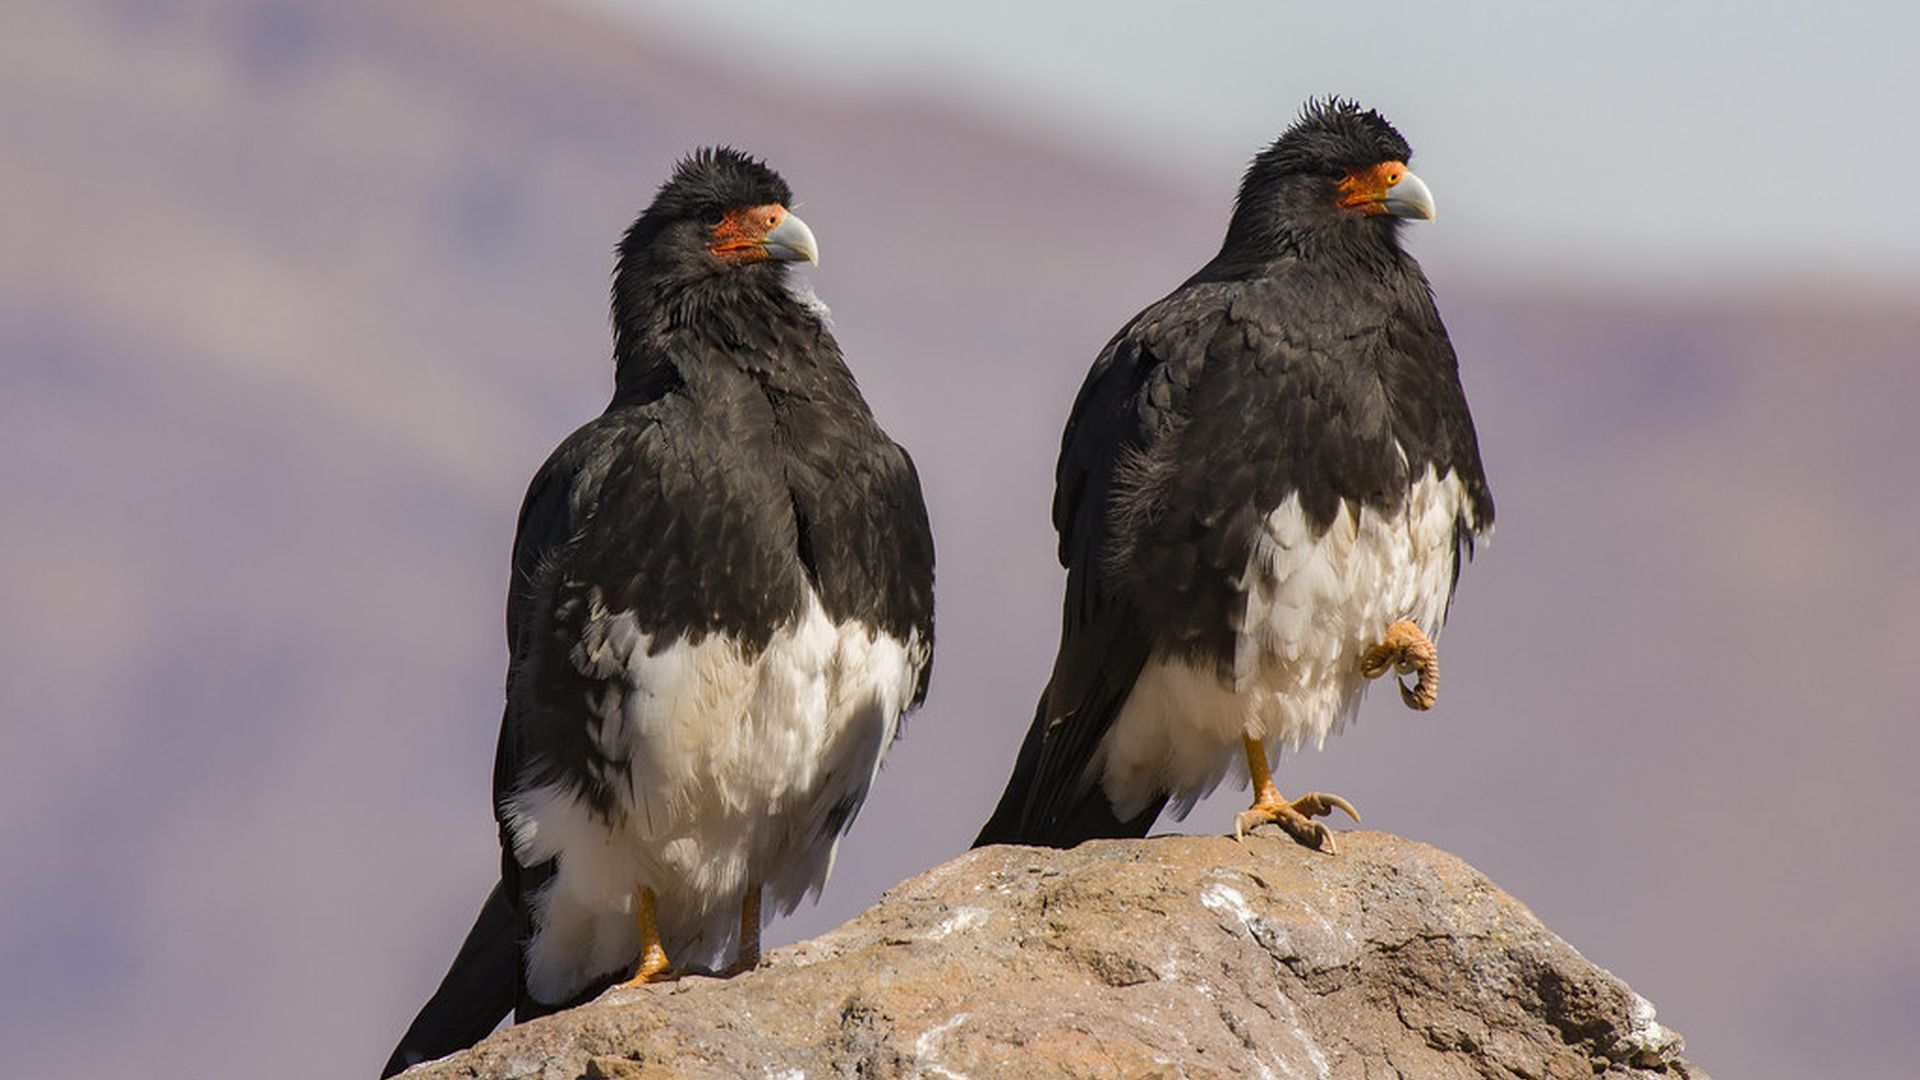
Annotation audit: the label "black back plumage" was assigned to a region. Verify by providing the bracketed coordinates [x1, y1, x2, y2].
[976, 101, 1491, 848]
[385, 148, 934, 1075]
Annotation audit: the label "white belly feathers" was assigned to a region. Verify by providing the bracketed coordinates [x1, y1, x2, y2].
[1098, 464, 1475, 821]
[502, 589, 921, 1005]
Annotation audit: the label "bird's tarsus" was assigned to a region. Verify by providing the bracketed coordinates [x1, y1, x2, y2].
[616, 886, 675, 988]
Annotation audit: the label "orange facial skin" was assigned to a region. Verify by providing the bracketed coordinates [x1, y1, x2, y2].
[708, 204, 791, 263]
[1336, 161, 1410, 215]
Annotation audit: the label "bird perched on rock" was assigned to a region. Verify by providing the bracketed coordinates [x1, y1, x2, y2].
[384, 148, 935, 1076]
[975, 99, 1491, 853]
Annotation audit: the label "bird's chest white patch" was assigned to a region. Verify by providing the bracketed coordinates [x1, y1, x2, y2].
[503, 591, 922, 1003]
[1099, 465, 1473, 820]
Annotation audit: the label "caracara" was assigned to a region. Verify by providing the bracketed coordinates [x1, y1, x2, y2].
[386, 148, 934, 1076]
[976, 100, 1491, 853]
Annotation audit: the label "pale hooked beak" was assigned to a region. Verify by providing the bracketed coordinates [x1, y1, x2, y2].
[1381, 170, 1436, 222]
[762, 210, 819, 265]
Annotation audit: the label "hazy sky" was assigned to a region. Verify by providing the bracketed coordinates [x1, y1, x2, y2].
[590, 0, 1920, 284]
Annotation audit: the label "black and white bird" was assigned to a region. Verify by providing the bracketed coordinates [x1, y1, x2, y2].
[975, 100, 1492, 853]
[384, 148, 935, 1076]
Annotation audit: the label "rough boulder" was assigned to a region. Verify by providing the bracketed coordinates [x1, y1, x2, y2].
[401, 831, 1704, 1079]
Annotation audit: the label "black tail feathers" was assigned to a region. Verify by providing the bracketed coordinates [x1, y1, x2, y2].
[972, 694, 1164, 849]
[381, 882, 518, 1078]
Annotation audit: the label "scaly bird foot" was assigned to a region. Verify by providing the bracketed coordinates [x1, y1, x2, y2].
[722, 885, 762, 978]
[616, 942, 673, 988]
[1361, 619, 1439, 710]
[1234, 790, 1361, 854]
[616, 886, 675, 988]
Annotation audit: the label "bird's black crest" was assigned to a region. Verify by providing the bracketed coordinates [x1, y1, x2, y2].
[658, 146, 792, 217]
[1253, 97, 1413, 180]
[618, 146, 794, 259]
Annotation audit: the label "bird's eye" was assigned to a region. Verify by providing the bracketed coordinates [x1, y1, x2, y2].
[701, 206, 726, 227]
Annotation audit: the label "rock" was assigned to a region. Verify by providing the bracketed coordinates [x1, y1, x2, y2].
[400, 832, 1705, 1079]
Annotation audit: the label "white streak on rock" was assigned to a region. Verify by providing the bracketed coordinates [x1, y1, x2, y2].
[911, 1013, 972, 1080]
[926, 906, 989, 941]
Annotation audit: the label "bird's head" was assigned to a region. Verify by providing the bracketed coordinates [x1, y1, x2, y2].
[615, 147, 818, 295]
[1222, 99, 1435, 258]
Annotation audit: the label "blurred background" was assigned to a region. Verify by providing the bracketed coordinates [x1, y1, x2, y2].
[4, 2, 1916, 1077]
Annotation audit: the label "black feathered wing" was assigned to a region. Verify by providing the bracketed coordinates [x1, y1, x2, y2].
[975, 319, 1173, 847]
[494, 431, 597, 1021]
[382, 424, 613, 1075]
[859, 442, 936, 709]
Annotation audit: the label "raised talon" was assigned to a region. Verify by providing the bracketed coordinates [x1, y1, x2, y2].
[1362, 619, 1438, 711]
[1396, 675, 1433, 711]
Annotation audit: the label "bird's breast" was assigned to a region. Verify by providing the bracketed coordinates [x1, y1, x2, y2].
[504, 588, 925, 997]
[1096, 462, 1471, 818]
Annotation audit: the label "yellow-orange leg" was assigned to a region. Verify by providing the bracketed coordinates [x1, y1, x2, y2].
[616, 885, 672, 987]
[1361, 619, 1439, 710]
[1232, 735, 1360, 854]
[727, 883, 763, 976]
